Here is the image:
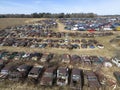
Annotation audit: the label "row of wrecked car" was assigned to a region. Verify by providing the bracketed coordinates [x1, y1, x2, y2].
[1, 60, 117, 90]
[61, 54, 112, 67]
[0, 38, 104, 49]
[7, 19, 58, 30]
[0, 62, 101, 90]
[0, 51, 54, 62]
[0, 50, 113, 68]
[0, 28, 114, 38]
[0, 50, 118, 89]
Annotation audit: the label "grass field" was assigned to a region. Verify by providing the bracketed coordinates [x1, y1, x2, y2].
[0, 18, 46, 29]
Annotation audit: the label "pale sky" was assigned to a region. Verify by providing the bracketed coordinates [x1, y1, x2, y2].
[0, 0, 120, 15]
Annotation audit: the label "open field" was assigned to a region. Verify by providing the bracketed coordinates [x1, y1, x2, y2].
[0, 18, 46, 29]
[0, 18, 120, 90]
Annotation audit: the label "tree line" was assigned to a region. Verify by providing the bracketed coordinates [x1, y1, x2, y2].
[0, 13, 98, 18]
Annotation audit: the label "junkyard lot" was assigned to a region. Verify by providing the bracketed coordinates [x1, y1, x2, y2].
[0, 18, 120, 90]
[0, 18, 119, 57]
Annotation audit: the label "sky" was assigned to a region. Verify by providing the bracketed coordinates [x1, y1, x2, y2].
[0, 0, 120, 15]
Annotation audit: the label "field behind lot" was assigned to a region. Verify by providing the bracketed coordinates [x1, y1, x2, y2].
[0, 18, 46, 29]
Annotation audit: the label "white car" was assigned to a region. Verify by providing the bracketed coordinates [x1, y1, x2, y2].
[71, 27, 78, 30]
[97, 44, 104, 49]
[112, 57, 120, 67]
[22, 53, 30, 58]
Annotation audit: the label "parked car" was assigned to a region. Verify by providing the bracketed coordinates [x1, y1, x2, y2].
[73, 44, 80, 49]
[97, 44, 104, 49]
[70, 68, 83, 90]
[0, 60, 5, 70]
[61, 54, 71, 64]
[40, 67, 57, 86]
[57, 67, 69, 86]
[0, 65, 15, 80]
[71, 55, 81, 64]
[84, 71, 101, 88]
[22, 53, 30, 58]
[40, 53, 53, 62]
[1, 65, 14, 75]
[30, 53, 43, 61]
[28, 66, 43, 80]
[112, 56, 120, 67]
[39, 43, 47, 48]
[89, 44, 95, 49]
[114, 71, 120, 86]
[8, 70, 23, 81]
[81, 44, 87, 48]
[17, 64, 32, 78]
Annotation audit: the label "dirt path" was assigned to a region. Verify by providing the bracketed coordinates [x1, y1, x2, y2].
[56, 20, 66, 32]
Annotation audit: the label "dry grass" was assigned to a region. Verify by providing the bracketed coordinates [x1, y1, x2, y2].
[0, 18, 46, 29]
[0, 45, 115, 58]
[0, 81, 70, 90]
